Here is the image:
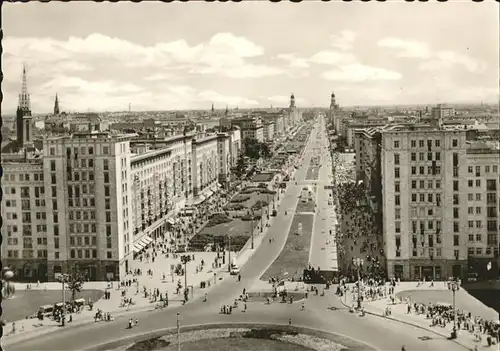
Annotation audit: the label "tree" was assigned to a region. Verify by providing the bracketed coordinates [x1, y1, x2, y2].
[65, 267, 86, 302]
[244, 138, 261, 159]
[260, 142, 272, 158]
[235, 153, 247, 179]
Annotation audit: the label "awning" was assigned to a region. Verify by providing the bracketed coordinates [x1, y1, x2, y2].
[193, 195, 206, 206]
[217, 183, 222, 188]
[132, 235, 153, 253]
[167, 218, 175, 225]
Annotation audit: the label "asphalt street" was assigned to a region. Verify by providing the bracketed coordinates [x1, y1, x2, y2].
[8, 117, 467, 351]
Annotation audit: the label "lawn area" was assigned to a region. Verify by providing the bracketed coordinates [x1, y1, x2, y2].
[251, 172, 276, 182]
[396, 289, 498, 321]
[2, 289, 104, 322]
[260, 213, 314, 281]
[191, 219, 254, 251]
[190, 188, 276, 252]
[296, 199, 316, 213]
[305, 165, 320, 181]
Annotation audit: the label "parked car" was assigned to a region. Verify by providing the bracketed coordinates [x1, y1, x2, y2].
[230, 265, 240, 275]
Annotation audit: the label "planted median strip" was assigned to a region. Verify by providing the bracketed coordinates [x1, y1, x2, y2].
[260, 214, 314, 282]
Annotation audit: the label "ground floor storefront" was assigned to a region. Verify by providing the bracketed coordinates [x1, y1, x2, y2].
[387, 259, 470, 281]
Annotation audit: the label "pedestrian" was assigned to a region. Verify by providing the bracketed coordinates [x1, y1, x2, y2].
[289, 318, 292, 325]
[128, 318, 133, 329]
[244, 303, 247, 312]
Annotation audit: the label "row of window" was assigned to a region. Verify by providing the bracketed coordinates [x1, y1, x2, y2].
[409, 152, 441, 162]
[69, 223, 98, 233]
[468, 233, 499, 244]
[394, 166, 443, 178]
[12, 173, 45, 182]
[70, 249, 112, 260]
[393, 139, 460, 149]
[468, 165, 499, 174]
[410, 192, 442, 204]
[67, 210, 99, 221]
[400, 247, 496, 258]
[69, 236, 98, 246]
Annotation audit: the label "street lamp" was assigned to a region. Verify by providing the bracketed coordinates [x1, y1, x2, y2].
[227, 234, 232, 272]
[177, 312, 181, 351]
[450, 280, 460, 339]
[57, 274, 69, 326]
[180, 255, 191, 302]
[353, 258, 363, 309]
[250, 209, 255, 249]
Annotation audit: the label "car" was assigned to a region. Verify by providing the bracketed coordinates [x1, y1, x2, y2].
[230, 265, 241, 275]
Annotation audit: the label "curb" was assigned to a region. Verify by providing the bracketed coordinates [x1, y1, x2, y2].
[337, 296, 473, 351]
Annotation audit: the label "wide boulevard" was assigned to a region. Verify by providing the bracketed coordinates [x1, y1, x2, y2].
[9, 116, 463, 351]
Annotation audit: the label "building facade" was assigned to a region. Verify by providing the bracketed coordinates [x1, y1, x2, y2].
[381, 123, 500, 280]
[191, 134, 219, 196]
[2, 129, 237, 282]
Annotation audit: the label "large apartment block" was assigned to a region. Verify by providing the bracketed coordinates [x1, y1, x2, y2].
[376, 123, 500, 280]
[2, 130, 241, 282]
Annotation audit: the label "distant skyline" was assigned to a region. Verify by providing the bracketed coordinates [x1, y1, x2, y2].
[3, 2, 499, 113]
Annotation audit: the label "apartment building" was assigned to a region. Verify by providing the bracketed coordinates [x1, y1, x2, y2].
[431, 104, 455, 119]
[221, 116, 264, 142]
[263, 121, 275, 142]
[2, 130, 235, 282]
[191, 134, 219, 196]
[381, 122, 500, 280]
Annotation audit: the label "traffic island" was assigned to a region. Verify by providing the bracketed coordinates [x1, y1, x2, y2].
[87, 324, 377, 351]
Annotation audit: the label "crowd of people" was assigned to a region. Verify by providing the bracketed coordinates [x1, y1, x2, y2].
[407, 299, 500, 345]
[329, 150, 384, 280]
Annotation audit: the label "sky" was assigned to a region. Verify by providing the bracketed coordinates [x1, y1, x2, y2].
[2, 1, 499, 113]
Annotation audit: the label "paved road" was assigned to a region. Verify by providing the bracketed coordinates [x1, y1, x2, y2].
[8, 118, 466, 351]
[309, 117, 338, 271]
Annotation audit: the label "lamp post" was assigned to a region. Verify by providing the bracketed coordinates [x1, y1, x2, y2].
[353, 258, 363, 309]
[260, 202, 264, 233]
[177, 312, 181, 351]
[227, 234, 232, 272]
[450, 280, 460, 339]
[58, 274, 69, 326]
[250, 209, 255, 249]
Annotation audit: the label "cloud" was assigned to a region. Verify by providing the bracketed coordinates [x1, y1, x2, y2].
[419, 50, 488, 73]
[144, 73, 176, 81]
[322, 63, 402, 82]
[378, 37, 488, 73]
[377, 37, 432, 59]
[275, 53, 310, 68]
[309, 50, 356, 65]
[3, 33, 284, 82]
[330, 31, 357, 51]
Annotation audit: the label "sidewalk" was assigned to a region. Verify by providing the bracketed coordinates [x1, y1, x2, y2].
[3, 251, 231, 345]
[337, 282, 496, 350]
[3, 188, 282, 345]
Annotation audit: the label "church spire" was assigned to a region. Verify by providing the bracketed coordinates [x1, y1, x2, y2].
[54, 93, 60, 115]
[225, 104, 229, 115]
[18, 63, 31, 111]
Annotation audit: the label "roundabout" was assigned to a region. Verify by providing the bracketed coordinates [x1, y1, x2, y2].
[85, 323, 378, 351]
